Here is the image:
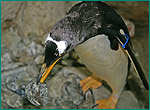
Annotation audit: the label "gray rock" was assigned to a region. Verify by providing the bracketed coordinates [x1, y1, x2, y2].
[25, 82, 49, 106]
[46, 67, 94, 109]
[70, 51, 79, 59]
[117, 91, 141, 109]
[34, 55, 44, 65]
[1, 53, 12, 64]
[1, 1, 24, 23]
[62, 53, 70, 60]
[61, 59, 74, 66]
[28, 41, 37, 57]
[5, 72, 32, 93]
[1, 62, 23, 72]
[36, 44, 44, 55]
[16, 1, 66, 39]
[26, 65, 41, 78]
[4, 90, 23, 108]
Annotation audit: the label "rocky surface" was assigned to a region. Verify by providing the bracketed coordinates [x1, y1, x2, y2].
[1, 1, 149, 109]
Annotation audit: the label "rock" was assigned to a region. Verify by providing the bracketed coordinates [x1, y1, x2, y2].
[105, 1, 149, 23]
[62, 53, 70, 60]
[1, 53, 12, 64]
[46, 67, 94, 109]
[4, 90, 23, 108]
[36, 44, 44, 55]
[1, 66, 27, 82]
[26, 65, 40, 78]
[1, 62, 24, 72]
[117, 91, 141, 109]
[23, 42, 44, 57]
[123, 18, 135, 37]
[25, 82, 49, 106]
[16, 1, 67, 40]
[77, 59, 84, 65]
[1, 1, 24, 23]
[70, 51, 79, 60]
[61, 59, 74, 66]
[5, 72, 32, 93]
[28, 41, 37, 57]
[34, 55, 44, 65]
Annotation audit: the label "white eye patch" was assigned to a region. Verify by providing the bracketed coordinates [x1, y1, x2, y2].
[45, 34, 67, 55]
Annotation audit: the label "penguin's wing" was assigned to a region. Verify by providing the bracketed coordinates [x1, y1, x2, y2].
[116, 33, 149, 90]
[101, 25, 149, 90]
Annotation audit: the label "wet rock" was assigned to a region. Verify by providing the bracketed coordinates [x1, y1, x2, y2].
[4, 90, 23, 108]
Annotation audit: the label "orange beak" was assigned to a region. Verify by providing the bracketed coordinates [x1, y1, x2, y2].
[39, 57, 61, 83]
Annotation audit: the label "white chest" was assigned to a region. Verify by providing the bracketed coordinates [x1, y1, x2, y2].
[74, 34, 128, 80]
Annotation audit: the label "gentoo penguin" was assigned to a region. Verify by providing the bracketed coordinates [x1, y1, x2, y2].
[37, 1, 149, 109]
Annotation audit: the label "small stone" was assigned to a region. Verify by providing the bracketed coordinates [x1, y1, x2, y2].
[29, 41, 37, 57]
[36, 44, 44, 55]
[34, 55, 44, 65]
[25, 82, 49, 106]
[1, 53, 12, 64]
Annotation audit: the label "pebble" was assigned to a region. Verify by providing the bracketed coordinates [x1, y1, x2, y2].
[25, 82, 49, 106]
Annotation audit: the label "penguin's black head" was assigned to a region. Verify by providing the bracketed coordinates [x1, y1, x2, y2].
[44, 40, 59, 67]
[38, 34, 67, 83]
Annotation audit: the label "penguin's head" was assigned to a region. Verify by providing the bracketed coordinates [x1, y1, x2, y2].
[38, 34, 68, 83]
[44, 34, 67, 67]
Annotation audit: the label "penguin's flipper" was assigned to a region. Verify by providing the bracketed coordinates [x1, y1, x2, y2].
[117, 33, 149, 90]
[96, 94, 118, 109]
[80, 74, 102, 93]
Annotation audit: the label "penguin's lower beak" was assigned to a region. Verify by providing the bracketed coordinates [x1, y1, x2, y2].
[37, 57, 61, 83]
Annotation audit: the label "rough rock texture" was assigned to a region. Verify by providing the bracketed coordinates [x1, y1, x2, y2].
[1, 1, 149, 109]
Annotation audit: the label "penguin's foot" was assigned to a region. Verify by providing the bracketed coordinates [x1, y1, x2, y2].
[96, 94, 118, 109]
[80, 75, 102, 93]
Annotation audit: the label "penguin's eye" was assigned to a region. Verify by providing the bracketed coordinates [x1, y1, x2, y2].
[54, 53, 58, 56]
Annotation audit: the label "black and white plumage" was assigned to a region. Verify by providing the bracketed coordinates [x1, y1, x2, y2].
[39, 1, 148, 109]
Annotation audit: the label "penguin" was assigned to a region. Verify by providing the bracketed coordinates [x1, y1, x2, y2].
[37, 1, 149, 109]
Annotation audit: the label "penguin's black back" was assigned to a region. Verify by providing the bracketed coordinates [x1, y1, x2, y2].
[50, 1, 131, 51]
[68, 1, 129, 36]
